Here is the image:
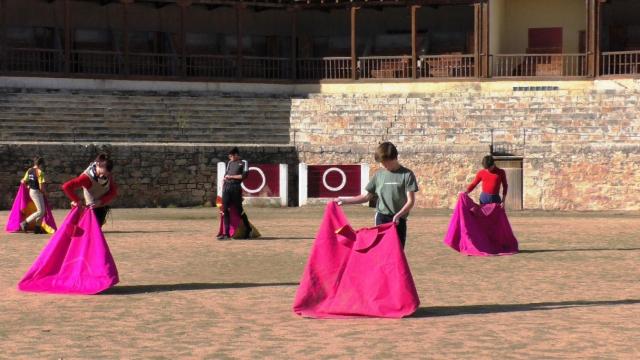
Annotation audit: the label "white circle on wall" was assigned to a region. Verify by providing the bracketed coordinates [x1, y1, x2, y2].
[242, 167, 266, 194]
[322, 167, 347, 192]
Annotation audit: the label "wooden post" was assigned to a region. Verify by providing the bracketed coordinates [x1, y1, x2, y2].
[290, 7, 297, 80]
[350, 6, 358, 80]
[121, 0, 132, 76]
[235, 3, 243, 79]
[0, 0, 7, 72]
[589, 0, 603, 77]
[64, 0, 71, 73]
[474, 2, 480, 78]
[411, 5, 419, 79]
[177, 0, 192, 77]
[480, 0, 490, 78]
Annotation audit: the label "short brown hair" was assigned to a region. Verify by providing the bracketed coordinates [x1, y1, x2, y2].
[482, 155, 495, 169]
[374, 142, 398, 162]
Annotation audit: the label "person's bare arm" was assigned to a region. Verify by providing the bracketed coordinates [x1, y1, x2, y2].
[334, 192, 374, 205]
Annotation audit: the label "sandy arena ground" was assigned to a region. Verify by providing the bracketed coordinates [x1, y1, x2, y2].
[1, 205, 639, 359]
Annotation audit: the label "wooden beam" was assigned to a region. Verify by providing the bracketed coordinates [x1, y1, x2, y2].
[411, 5, 419, 79]
[64, 0, 71, 73]
[474, 1, 480, 77]
[123, 1, 130, 75]
[236, 3, 244, 79]
[593, 0, 602, 77]
[0, 0, 6, 72]
[350, 5, 358, 80]
[480, 0, 489, 77]
[290, 7, 297, 80]
[179, 2, 188, 77]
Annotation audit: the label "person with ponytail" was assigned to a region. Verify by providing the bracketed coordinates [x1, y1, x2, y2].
[19, 157, 48, 233]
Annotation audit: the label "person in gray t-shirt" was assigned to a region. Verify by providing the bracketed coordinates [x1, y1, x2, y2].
[335, 142, 418, 248]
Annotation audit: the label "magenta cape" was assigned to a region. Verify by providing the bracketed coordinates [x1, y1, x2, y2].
[5, 183, 57, 234]
[18, 207, 119, 294]
[443, 193, 519, 256]
[216, 197, 261, 239]
[293, 202, 420, 318]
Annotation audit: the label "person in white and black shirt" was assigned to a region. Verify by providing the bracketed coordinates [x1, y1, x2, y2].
[217, 147, 252, 240]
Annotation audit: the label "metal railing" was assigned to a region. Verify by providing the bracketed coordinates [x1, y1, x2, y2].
[601, 51, 640, 76]
[242, 56, 290, 79]
[186, 54, 237, 78]
[128, 52, 180, 77]
[358, 55, 412, 79]
[296, 57, 351, 80]
[418, 54, 475, 78]
[71, 50, 122, 75]
[491, 53, 586, 77]
[4, 47, 64, 73]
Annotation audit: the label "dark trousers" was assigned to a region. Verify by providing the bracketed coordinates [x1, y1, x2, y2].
[375, 212, 407, 249]
[480, 192, 502, 205]
[222, 183, 251, 236]
[93, 206, 110, 227]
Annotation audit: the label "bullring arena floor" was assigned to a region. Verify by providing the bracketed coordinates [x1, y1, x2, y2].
[1, 206, 639, 359]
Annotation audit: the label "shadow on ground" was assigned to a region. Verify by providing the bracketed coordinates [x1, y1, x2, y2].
[411, 299, 640, 318]
[102, 282, 300, 295]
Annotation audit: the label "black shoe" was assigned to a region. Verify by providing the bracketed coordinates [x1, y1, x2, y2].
[243, 229, 253, 239]
[34, 226, 43, 234]
[217, 234, 230, 240]
[19, 222, 27, 233]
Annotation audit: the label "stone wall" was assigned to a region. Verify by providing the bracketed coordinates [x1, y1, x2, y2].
[290, 82, 640, 210]
[0, 143, 298, 209]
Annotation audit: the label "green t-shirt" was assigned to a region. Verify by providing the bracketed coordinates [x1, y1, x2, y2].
[365, 166, 418, 218]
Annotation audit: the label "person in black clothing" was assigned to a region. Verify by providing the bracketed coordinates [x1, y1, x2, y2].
[217, 147, 252, 240]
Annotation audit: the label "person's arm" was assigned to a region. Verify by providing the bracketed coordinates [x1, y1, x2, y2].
[94, 178, 118, 207]
[21, 170, 28, 184]
[392, 191, 416, 223]
[501, 170, 508, 204]
[62, 174, 92, 206]
[335, 192, 374, 205]
[466, 171, 482, 193]
[38, 169, 47, 197]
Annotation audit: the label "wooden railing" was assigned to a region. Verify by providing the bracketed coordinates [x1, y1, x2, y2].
[601, 51, 640, 76]
[12, 47, 640, 80]
[296, 57, 351, 80]
[491, 54, 586, 77]
[128, 53, 180, 77]
[71, 50, 122, 75]
[186, 54, 236, 78]
[242, 56, 290, 79]
[358, 56, 412, 79]
[4, 48, 64, 73]
[418, 54, 475, 78]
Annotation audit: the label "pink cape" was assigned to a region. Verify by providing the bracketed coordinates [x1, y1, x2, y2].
[443, 193, 519, 256]
[18, 207, 119, 294]
[5, 183, 57, 234]
[293, 202, 420, 318]
[215, 196, 261, 239]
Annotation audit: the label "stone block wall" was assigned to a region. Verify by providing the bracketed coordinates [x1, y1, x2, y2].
[290, 82, 640, 210]
[0, 143, 298, 209]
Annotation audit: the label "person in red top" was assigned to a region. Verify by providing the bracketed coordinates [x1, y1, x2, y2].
[62, 156, 117, 227]
[466, 155, 508, 205]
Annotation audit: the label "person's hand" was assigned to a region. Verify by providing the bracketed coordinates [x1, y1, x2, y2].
[70, 201, 78, 208]
[392, 214, 401, 224]
[333, 198, 343, 206]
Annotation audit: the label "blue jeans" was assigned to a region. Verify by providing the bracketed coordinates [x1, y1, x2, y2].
[480, 192, 502, 205]
[375, 212, 407, 249]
